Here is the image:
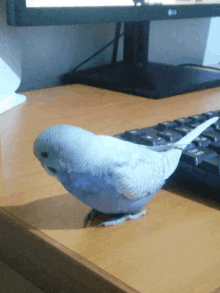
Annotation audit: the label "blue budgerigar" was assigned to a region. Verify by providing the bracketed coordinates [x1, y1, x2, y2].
[34, 117, 218, 227]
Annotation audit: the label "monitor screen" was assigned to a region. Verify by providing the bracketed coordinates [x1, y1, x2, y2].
[25, 0, 220, 7]
[26, 0, 135, 7]
[6, 0, 220, 26]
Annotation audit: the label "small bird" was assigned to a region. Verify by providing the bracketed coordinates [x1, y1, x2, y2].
[34, 117, 218, 227]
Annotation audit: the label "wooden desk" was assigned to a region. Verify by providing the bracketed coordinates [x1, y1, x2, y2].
[0, 85, 220, 293]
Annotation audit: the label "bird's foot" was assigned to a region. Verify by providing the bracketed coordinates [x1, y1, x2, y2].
[83, 209, 101, 228]
[101, 209, 147, 227]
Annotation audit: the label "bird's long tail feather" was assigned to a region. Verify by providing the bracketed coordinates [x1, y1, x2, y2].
[164, 116, 219, 179]
[173, 116, 219, 149]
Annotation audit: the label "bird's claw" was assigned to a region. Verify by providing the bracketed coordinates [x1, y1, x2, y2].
[100, 209, 147, 227]
[83, 209, 101, 228]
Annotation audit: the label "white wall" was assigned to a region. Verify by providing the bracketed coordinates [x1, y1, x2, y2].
[148, 18, 211, 66]
[0, 0, 21, 78]
[18, 22, 124, 91]
[203, 17, 220, 65]
[149, 17, 220, 66]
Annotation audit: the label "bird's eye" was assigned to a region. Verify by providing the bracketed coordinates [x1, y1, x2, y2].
[48, 167, 57, 174]
[41, 152, 49, 158]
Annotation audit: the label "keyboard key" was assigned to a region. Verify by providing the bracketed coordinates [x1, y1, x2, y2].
[123, 130, 138, 140]
[211, 120, 220, 131]
[175, 126, 193, 135]
[190, 123, 213, 132]
[184, 143, 196, 151]
[137, 133, 166, 146]
[200, 156, 220, 175]
[181, 147, 217, 166]
[208, 141, 220, 153]
[193, 136, 211, 147]
[202, 111, 220, 119]
[156, 121, 178, 131]
[123, 127, 153, 140]
[174, 118, 193, 126]
[188, 114, 206, 123]
[201, 131, 220, 142]
[157, 130, 183, 142]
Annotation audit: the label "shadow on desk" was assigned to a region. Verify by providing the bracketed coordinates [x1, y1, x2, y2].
[3, 193, 124, 229]
[3, 194, 88, 230]
[3, 184, 220, 231]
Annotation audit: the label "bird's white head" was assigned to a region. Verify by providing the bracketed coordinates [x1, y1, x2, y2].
[33, 125, 95, 177]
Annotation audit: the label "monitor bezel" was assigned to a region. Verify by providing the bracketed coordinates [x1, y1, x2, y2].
[6, 0, 220, 26]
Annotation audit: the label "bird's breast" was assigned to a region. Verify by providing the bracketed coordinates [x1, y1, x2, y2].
[58, 169, 153, 214]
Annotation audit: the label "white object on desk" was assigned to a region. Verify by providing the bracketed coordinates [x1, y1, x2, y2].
[0, 58, 26, 115]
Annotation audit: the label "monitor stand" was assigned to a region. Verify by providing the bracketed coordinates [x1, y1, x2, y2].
[62, 21, 220, 99]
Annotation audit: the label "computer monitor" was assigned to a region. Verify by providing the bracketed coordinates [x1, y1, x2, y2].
[6, 0, 220, 26]
[6, 0, 220, 98]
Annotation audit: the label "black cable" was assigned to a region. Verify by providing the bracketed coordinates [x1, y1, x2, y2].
[112, 22, 122, 65]
[72, 25, 124, 72]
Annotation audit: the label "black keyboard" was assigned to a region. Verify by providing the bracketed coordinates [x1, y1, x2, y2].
[114, 110, 220, 202]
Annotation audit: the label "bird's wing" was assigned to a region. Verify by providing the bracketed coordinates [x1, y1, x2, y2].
[107, 148, 168, 200]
